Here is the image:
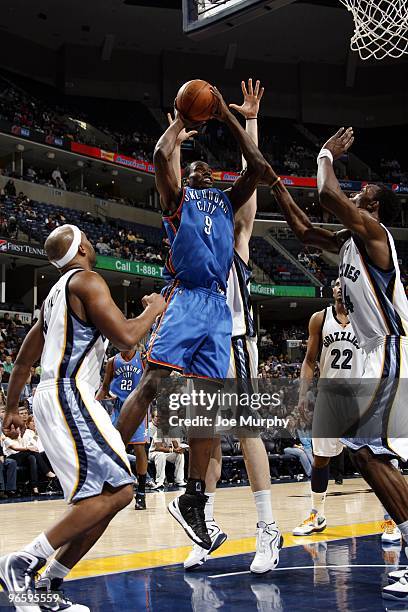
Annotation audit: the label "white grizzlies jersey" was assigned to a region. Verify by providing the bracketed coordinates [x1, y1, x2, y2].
[339, 226, 408, 348]
[226, 250, 256, 338]
[320, 306, 365, 379]
[41, 268, 107, 391]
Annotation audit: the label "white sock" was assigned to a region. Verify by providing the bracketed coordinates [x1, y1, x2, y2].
[253, 490, 274, 525]
[42, 559, 70, 581]
[311, 491, 327, 517]
[205, 492, 216, 521]
[22, 533, 55, 561]
[398, 520, 408, 544]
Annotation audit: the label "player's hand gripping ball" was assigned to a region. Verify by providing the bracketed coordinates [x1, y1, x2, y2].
[175, 79, 215, 123]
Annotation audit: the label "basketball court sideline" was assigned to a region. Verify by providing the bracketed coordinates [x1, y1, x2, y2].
[0, 477, 401, 611]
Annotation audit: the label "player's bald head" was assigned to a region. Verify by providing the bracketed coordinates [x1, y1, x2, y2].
[45, 225, 82, 262]
[44, 225, 96, 270]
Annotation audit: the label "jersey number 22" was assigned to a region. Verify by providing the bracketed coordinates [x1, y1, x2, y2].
[330, 348, 353, 370]
[120, 379, 133, 391]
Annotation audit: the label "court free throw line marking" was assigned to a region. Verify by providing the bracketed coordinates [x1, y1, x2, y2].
[209, 564, 391, 579]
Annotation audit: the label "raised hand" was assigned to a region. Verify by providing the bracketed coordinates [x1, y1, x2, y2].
[167, 112, 198, 145]
[229, 78, 264, 119]
[322, 127, 354, 161]
[210, 86, 231, 122]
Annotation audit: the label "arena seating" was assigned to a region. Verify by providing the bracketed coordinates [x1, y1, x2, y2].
[250, 237, 311, 285]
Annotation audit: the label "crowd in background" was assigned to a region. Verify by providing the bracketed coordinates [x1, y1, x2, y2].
[0, 309, 315, 498]
[1, 76, 408, 186]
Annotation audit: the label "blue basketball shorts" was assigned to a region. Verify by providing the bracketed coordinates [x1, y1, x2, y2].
[146, 281, 232, 380]
[111, 399, 149, 444]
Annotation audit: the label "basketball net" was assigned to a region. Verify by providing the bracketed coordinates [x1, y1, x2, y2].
[339, 0, 408, 60]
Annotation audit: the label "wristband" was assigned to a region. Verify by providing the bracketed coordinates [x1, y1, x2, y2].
[246, 117, 258, 120]
[317, 148, 334, 164]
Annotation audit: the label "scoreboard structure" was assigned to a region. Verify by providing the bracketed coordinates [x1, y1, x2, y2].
[182, 0, 296, 38]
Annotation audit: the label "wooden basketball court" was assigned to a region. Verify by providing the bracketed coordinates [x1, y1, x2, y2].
[0, 477, 390, 581]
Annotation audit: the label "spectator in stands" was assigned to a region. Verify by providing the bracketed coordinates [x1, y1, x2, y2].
[6, 215, 17, 238]
[24, 416, 56, 480]
[29, 366, 40, 386]
[4, 179, 16, 197]
[281, 419, 313, 479]
[13, 314, 23, 327]
[2, 427, 40, 495]
[0, 405, 17, 498]
[24, 385, 37, 412]
[26, 166, 37, 180]
[0, 364, 8, 384]
[3, 355, 14, 376]
[51, 167, 66, 190]
[148, 411, 186, 490]
[95, 237, 112, 256]
[0, 312, 12, 330]
[32, 305, 40, 322]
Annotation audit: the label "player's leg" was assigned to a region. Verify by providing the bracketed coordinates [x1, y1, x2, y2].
[168, 288, 232, 550]
[331, 449, 344, 485]
[0, 484, 133, 611]
[0, 383, 135, 610]
[381, 458, 402, 544]
[240, 436, 282, 574]
[234, 336, 282, 573]
[293, 438, 343, 536]
[117, 365, 170, 445]
[168, 433, 217, 550]
[353, 449, 408, 527]
[184, 439, 227, 571]
[132, 443, 148, 509]
[39, 485, 132, 578]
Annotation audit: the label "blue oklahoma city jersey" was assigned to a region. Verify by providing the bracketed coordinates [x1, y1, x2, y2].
[110, 352, 143, 405]
[163, 186, 234, 290]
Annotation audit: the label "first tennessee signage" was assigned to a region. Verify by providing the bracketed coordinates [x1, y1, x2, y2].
[0, 240, 46, 258]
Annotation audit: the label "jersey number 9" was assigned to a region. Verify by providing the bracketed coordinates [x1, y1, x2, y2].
[204, 215, 213, 236]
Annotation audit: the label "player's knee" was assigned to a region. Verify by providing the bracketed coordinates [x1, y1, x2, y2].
[113, 485, 134, 512]
[351, 447, 372, 474]
[314, 456, 330, 469]
[138, 368, 161, 403]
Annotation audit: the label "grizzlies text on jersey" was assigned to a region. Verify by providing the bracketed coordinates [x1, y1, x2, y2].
[319, 306, 364, 379]
[339, 225, 408, 460]
[339, 226, 408, 348]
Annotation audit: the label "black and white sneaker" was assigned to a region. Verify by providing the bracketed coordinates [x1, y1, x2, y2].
[134, 493, 146, 510]
[168, 494, 211, 550]
[36, 576, 90, 611]
[0, 552, 45, 612]
[383, 572, 408, 601]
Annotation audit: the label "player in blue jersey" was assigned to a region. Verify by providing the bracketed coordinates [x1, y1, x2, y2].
[97, 347, 149, 510]
[165, 80, 283, 574]
[117, 85, 271, 549]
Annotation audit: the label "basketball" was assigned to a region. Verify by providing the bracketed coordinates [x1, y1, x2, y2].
[175, 79, 215, 122]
